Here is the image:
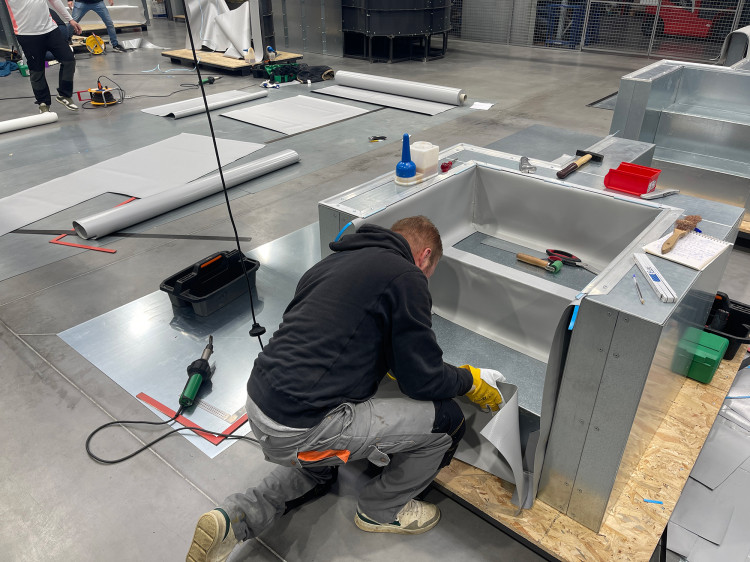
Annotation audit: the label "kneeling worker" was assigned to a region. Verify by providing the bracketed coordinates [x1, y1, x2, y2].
[187, 215, 504, 562]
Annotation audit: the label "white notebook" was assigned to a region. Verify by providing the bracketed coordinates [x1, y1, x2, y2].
[643, 231, 731, 270]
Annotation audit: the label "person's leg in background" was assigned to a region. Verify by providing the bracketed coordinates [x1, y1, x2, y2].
[16, 33, 53, 111]
[89, 0, 123, 49]
[45, 27, 77, 109]
[68, 2, 92, 42]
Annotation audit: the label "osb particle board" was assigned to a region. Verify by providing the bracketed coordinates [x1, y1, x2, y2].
[435, 351, 746, 562]
[740, 220, 749, 235]
[79, 22, 143, 32]
[162, 49, 252, 69]
[161, 49, 303, 70]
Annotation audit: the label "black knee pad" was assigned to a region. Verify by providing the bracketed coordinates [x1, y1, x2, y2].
[432, 399, 466, 468]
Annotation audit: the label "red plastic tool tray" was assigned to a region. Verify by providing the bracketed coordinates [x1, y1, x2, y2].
[604, 163, 661, 195]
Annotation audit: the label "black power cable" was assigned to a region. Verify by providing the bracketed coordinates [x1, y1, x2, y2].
[180, 2, 266, 346]
[85, 6, 268, 464]
[86, 409, 258, 465]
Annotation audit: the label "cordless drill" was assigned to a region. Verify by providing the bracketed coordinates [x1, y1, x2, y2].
[179, 336, 214, 408]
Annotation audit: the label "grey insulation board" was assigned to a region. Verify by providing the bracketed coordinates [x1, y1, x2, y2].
[0, 134, 264, 237]
[314, 85, 454, 116]
[221, 95, 369, 135]
[141, 90, 268, 118]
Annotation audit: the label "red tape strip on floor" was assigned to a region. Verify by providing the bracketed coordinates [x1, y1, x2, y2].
[136, 392, 248, 445]
[49, 233, 117, 253]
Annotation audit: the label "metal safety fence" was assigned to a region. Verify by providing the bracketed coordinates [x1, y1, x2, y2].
[449, 0, 750, 61]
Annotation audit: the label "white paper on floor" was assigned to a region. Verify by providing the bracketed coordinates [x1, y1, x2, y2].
[142, 90, 267, 118]
[314, 85, 453, 116]
[0, 133, 264, 236]
[221, 95, 369, 135]
[471, 102, 494, 110]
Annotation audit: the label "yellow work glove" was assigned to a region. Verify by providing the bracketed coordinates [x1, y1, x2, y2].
[461, 365, 504, 412]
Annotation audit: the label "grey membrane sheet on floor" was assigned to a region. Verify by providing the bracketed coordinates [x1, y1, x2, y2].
[58, 224, 528, 472]
[0, 133, 264, 237]
[314, 85, 454, 116]
[667, 366, 750, 561]
[57, 225, 323, 458]
[141, 89, 267, 118]
[221, 95, 370, 135]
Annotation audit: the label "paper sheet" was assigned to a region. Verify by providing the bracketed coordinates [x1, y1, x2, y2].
[221, 95, 369, 135]
[0, 133, 264, 236]
[643, 231, 731, 270]
[470, 102, 494, 110]
[141, 90, 267, 118]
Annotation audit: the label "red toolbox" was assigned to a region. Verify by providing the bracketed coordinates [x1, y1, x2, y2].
[604, 163, 661, 195]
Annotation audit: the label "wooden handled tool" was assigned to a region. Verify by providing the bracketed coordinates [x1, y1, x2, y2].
[661, 214, 702, 254]
[517, 253, 562, 273]
[557, 149, 605, 179]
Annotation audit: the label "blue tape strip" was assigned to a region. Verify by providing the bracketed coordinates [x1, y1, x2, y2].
[568, 305, 579, 331]
[334, 221, 354, 242]
[726, 395, 750, 400]
[643, 499, 663, 505]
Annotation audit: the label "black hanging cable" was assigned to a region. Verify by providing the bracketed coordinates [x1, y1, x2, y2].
[86, 408, 259, 465]
[180, 0, 265, 348]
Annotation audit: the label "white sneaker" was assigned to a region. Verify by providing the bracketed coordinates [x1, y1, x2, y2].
[186, 509, 238, 562]
[354, 499, 441, 535]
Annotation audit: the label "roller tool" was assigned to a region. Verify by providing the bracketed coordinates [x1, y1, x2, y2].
[517, 253, 562, 273]
[556, 149, 604, 179]
[179, 336, 214, 408]
[546, 249, 600, 275]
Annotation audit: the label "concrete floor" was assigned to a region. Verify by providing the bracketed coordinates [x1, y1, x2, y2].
[1, 20, 749, 562]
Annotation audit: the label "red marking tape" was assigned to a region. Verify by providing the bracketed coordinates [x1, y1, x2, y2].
[114, 196, 138, 207]
[49, 234, 117, 253]
[136, 392, 249, 445]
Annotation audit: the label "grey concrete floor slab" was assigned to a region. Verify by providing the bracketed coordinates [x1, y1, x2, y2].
[2, 18, 748, 562]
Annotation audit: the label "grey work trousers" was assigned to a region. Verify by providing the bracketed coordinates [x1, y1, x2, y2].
[223, 396, 455, 542]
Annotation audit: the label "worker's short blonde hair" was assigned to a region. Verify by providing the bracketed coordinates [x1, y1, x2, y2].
[391, 216, 443, 264]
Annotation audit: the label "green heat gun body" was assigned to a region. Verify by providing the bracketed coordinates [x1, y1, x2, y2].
[180, 335, 214, 408]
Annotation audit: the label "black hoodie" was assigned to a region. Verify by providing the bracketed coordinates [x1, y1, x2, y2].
[248, 224, 473, 428]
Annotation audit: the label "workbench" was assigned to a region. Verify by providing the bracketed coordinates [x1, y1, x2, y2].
[435, 349, 746, 561]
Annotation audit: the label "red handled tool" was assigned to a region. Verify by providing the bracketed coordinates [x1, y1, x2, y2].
[546, 249, 600, 275]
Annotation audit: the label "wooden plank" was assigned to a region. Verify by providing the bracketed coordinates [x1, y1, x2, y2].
[435, 349, 747, 562]
[740, 219, 750, 235]
[79, 22, 146, 33]
[162, 49, 253, 70]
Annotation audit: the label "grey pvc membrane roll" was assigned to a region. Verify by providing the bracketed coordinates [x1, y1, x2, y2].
[0, 111, 58, 134]
[334, 71, 467, 106]
[142, 90, 268, 119]
[73, 150, 300, 239]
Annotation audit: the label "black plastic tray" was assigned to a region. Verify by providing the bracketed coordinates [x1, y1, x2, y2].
[705, 292, 750, 360]
[160, 250, 259, 317]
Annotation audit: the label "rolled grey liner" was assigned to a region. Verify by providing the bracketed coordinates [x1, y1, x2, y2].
[334, 70, 467, 106]
[73, 150, 300, 239]
[142, 90, 268, 119]
[0, 111, 58, 134]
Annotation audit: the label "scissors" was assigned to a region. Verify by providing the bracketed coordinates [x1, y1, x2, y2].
[546, 249, 600, 275]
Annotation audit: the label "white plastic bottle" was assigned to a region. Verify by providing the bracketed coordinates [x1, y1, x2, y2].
[410, 141, 439, 179]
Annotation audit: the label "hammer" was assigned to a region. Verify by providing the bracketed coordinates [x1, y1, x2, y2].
[556, 149, 604, 179]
